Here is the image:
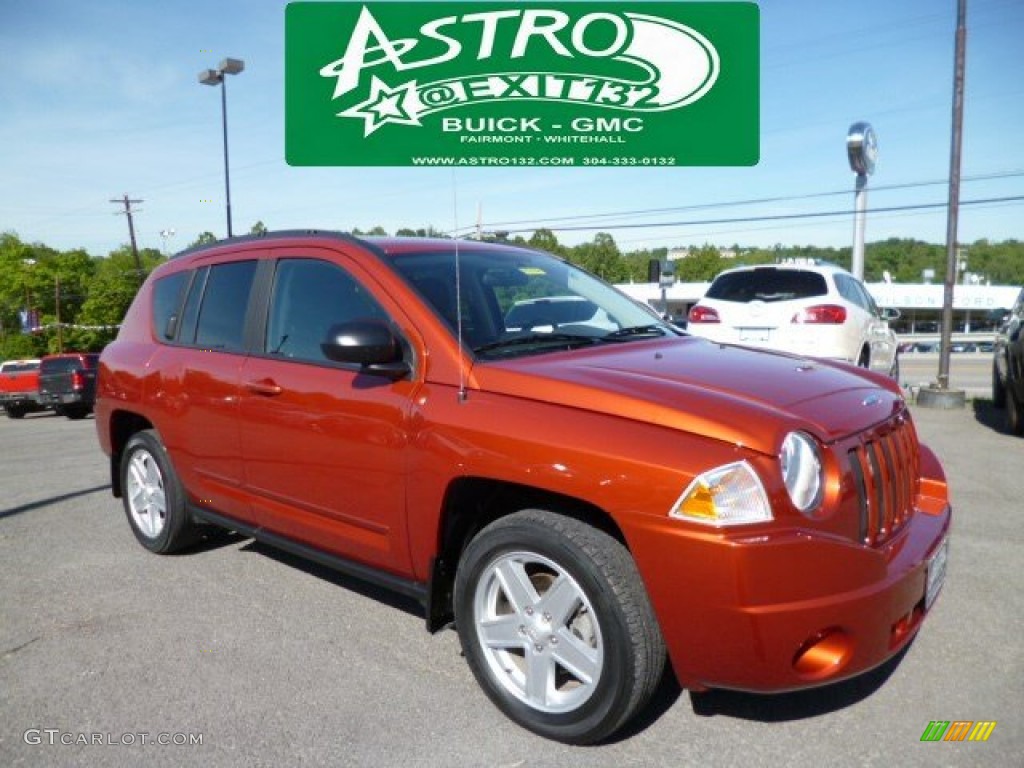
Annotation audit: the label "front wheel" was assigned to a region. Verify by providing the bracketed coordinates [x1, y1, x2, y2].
[121, 430, 198, 553]
[4, 406, 26, 419]
[454, 510, 665, 744]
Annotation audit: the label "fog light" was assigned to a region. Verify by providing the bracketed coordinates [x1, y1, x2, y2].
[792, 628, 852, 679]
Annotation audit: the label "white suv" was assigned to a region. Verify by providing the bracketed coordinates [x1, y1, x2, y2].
[686, 262, 901, 379]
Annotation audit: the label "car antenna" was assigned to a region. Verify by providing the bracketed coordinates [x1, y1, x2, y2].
[453, 169, 468, 403]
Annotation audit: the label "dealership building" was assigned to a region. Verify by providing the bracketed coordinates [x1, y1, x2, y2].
[616, 281, 1021, 337]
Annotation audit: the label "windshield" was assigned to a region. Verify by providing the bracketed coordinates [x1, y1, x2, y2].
[387, 246, 671, 359]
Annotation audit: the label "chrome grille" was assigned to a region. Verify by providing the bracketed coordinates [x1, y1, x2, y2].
[848, 416, 919, 546]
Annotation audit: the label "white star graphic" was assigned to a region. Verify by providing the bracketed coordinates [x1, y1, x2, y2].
[339, 77, 421, 137]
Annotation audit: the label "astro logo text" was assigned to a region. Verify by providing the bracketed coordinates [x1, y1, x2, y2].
[286, 2, 759, 167]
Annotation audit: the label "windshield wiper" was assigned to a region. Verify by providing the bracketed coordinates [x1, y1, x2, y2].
[601, 324, 668, 341]
[473, 333, 600, 357]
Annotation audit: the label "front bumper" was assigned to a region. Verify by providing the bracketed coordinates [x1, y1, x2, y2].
[628, 502, 951, 692]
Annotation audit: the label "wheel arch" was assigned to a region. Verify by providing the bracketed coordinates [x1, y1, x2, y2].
[425, 477, 628, 633]
[107, 410, 155, 497]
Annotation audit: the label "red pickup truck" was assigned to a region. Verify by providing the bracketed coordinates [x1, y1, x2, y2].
[0, 359, 45, 419]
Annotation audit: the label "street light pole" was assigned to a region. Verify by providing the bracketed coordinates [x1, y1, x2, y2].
[846, 122, 878, 281]
[199, 58, 244, 239]
[159, 228, 176, 257]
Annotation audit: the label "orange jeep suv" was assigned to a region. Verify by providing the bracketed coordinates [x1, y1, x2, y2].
[96, 232, 951, 743]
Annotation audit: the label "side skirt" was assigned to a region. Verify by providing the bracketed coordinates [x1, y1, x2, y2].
[188, 504, 429, 606]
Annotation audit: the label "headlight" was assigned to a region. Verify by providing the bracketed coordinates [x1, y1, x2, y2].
[669, 461, 772, 526]
[780, 431, 823, 514]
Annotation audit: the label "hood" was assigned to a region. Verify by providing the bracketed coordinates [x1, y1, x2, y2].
[470, 336, 905, 456]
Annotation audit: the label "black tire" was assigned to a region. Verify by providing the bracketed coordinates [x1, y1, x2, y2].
[992, 362, 1007, 408]
[120, 429, 198, 553]
[54, 406, 66, 417]
[64, 406, 91, 420]
[1008, 386, 1024, 436]
[454, 510, 665, 745]
[5, 406, 26, 419]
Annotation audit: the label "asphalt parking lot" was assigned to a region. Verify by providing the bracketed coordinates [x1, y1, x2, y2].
[1, 402, 1020, 767]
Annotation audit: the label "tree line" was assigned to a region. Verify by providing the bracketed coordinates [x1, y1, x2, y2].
[2, 224, 1022, 359]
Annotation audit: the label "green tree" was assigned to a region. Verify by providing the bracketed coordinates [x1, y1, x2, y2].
[395, 226, 446, 238]
[249, 220, 268, 236]
[527, 228, 568, 257]
[190, 231, 217, 248]
[570, 233, 629, 282]
[72, 246, 165, 351]
[673, 244, 724, 282]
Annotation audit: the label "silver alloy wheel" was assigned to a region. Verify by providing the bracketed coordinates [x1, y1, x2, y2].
[473, 551, 604, 714]
[126, 448, 168, 539]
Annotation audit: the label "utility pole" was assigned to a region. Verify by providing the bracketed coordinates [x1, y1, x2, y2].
[111, 195, 144, 287]
[939, 0, 967, 391]
[918, 0, 968, 410]
[55, 274, 63, 353]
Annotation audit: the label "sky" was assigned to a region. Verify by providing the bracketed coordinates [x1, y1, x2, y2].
[1, 0, 1022, 257]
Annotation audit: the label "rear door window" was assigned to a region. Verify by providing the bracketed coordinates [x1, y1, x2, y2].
[191, 261, 257, 352]
[707, 270, 828, 303]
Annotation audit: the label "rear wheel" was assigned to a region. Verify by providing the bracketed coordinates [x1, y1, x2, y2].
[121, 429, 198, 553]
[454, 510, 665, 744]
[4, 406, 26, 419]
[992, 362, 1007, 408]
[1007, 386, 1024, 436]
[64, 406, 91, 420]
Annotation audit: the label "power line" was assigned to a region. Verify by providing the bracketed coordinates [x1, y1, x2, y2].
[485, 195, 1024, 236]
[465, 170, 1024, 234]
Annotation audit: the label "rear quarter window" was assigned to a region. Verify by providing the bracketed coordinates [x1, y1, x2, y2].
[152, 271, 190, 341]
[706, 270, 829, 303]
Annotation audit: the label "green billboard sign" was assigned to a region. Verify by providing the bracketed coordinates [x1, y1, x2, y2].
[286, 2, 759, 167]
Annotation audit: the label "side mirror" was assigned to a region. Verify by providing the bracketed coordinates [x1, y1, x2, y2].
[321, 320, 410, 380]
[880, 307, 901, 321]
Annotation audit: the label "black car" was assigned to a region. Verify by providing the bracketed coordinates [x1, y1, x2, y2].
[37, 353, 100, 420]
[992, 288, 1024, 435]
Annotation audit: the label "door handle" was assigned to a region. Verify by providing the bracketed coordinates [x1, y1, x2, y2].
[244, 379, 283, 396]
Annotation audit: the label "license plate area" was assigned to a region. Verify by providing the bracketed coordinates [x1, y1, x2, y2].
[925, 536, 948, 611]
[738, 327, 771, 343]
